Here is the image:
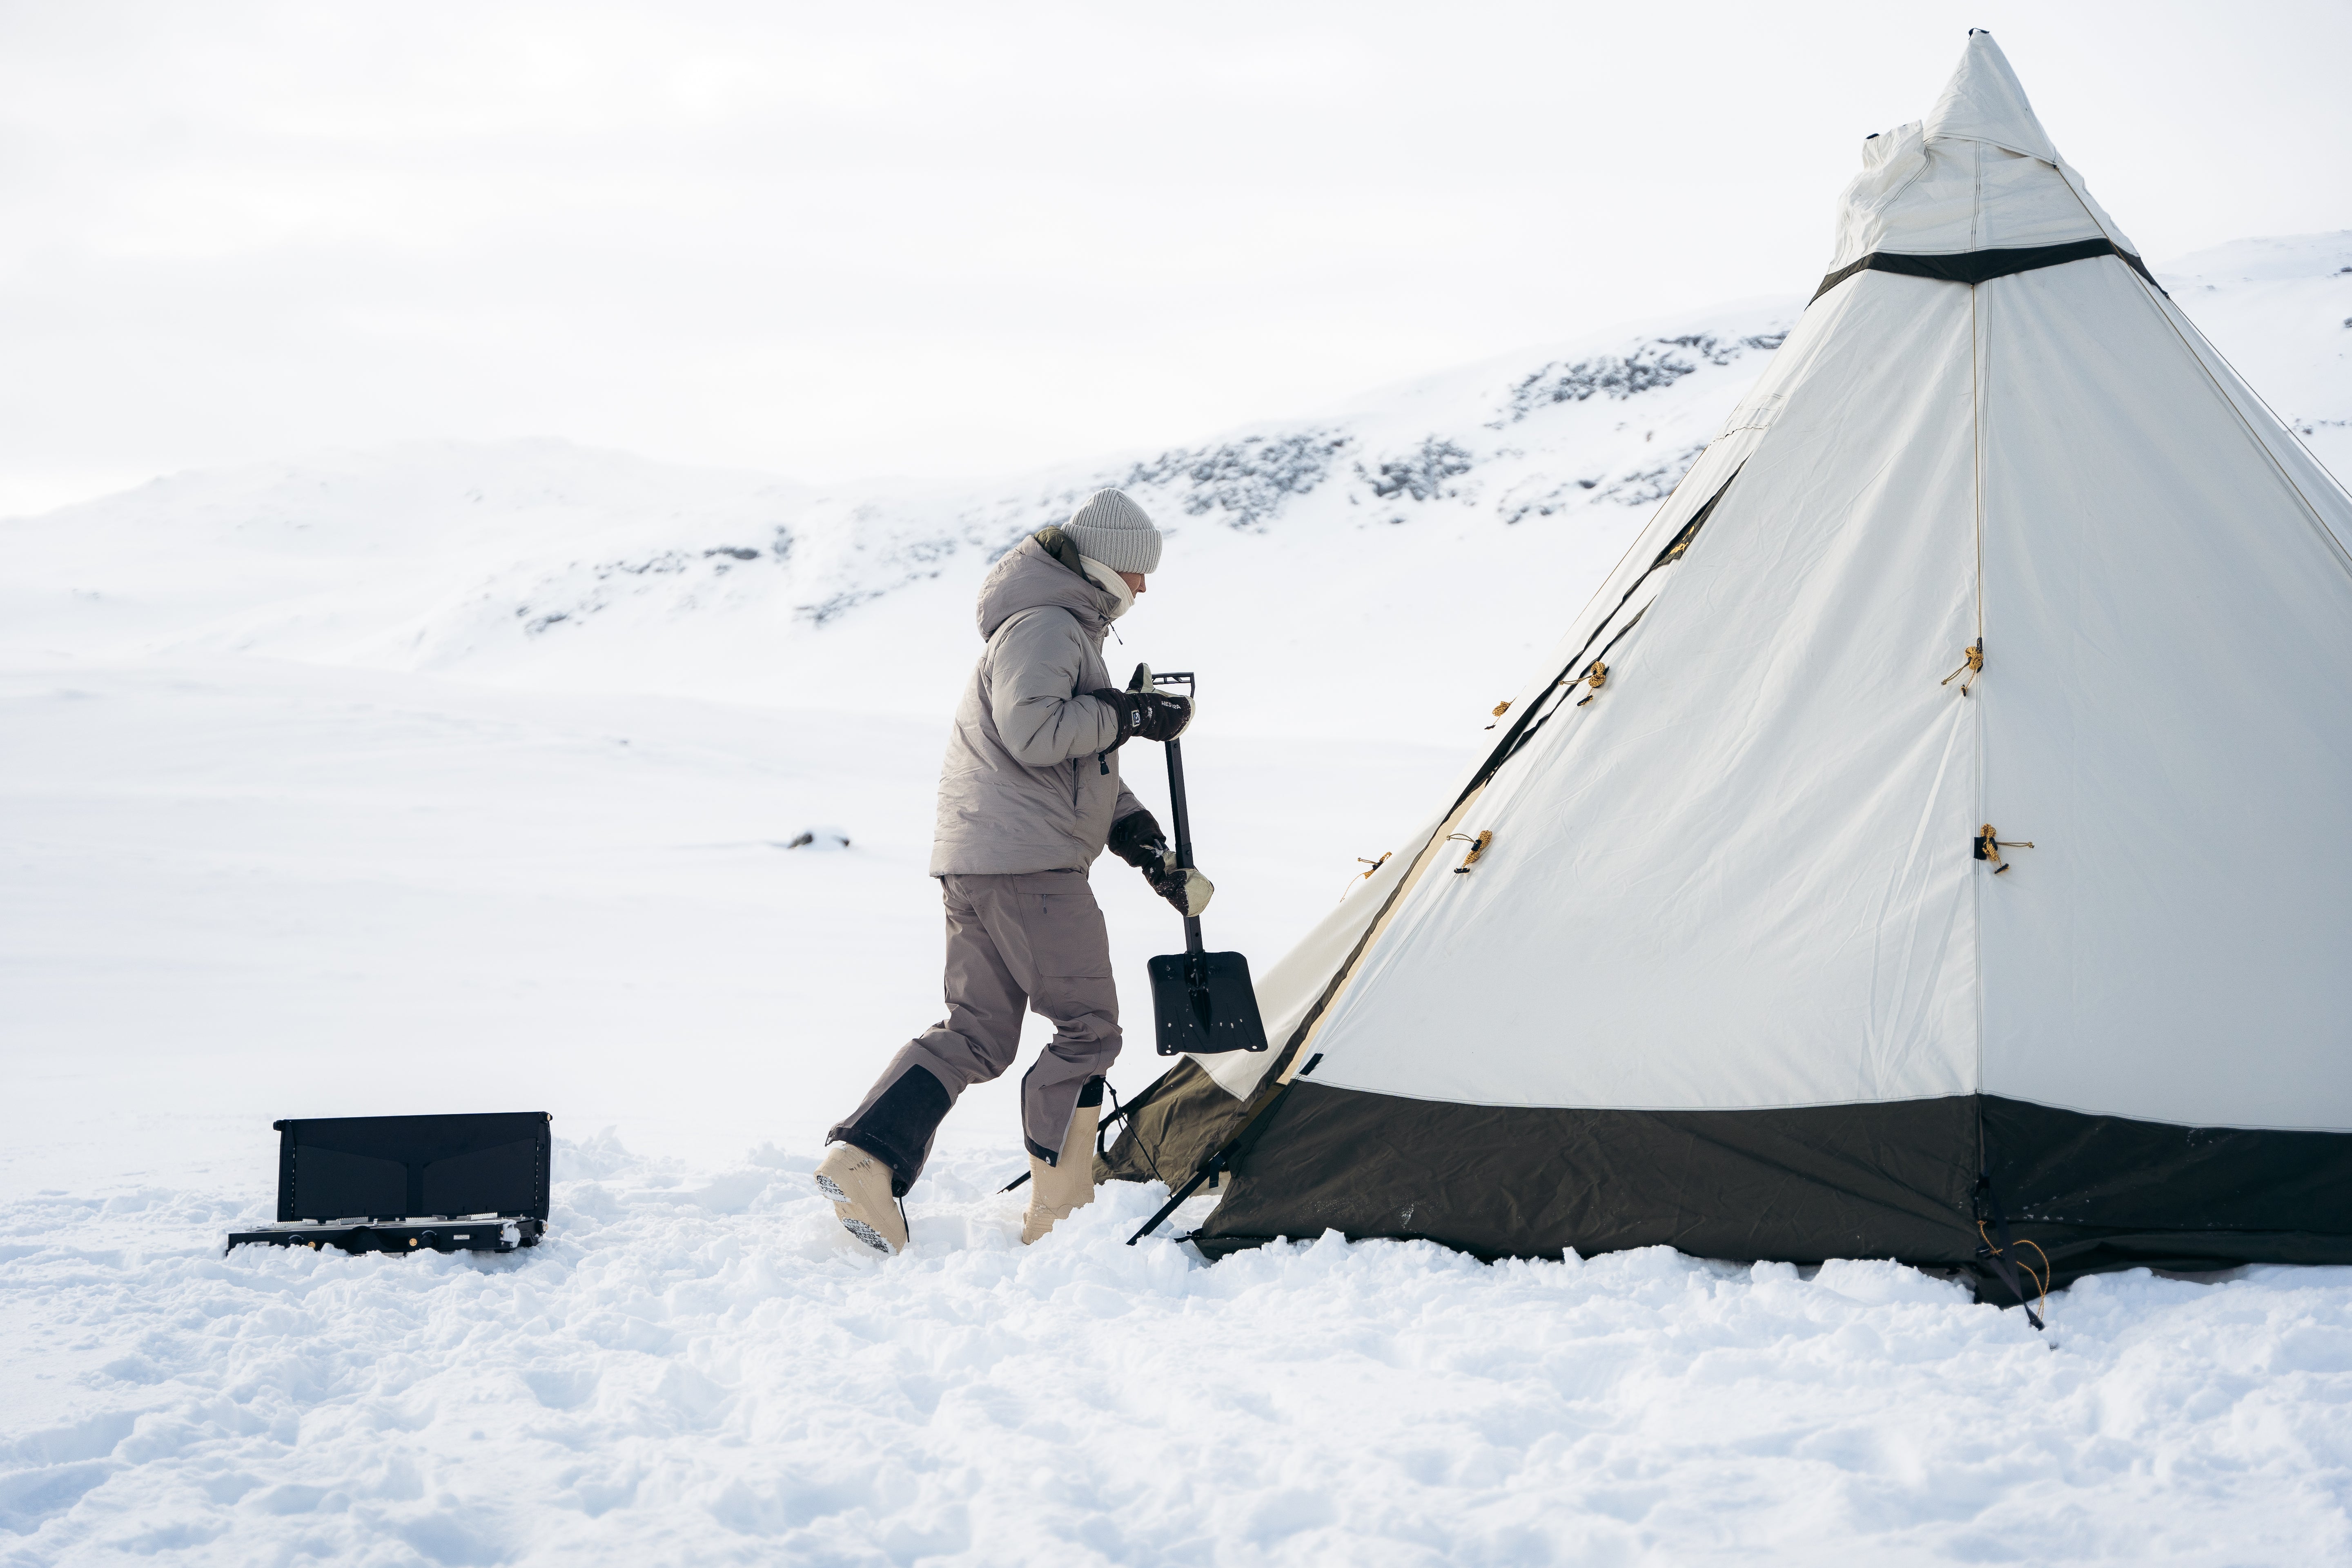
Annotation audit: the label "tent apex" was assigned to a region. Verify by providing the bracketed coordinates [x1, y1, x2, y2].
[1926, 29, 2060, 163]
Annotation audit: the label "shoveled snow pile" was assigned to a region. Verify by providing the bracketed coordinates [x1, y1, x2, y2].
[8, 1140, 2352, 1565]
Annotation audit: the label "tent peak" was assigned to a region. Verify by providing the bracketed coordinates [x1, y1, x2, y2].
[1824, 29, 2135, 271]
[1925, 30, 2059, 163]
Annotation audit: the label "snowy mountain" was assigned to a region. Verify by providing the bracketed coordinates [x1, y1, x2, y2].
[4, 303, 1799, 744]
[13, 234, 2348, 746]
[1, 312, 1793, 746]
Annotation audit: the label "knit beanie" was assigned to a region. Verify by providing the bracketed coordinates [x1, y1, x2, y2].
[1062, 489, 1163, 576]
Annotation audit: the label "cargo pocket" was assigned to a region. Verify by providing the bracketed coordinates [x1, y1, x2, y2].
[1027, 884, 1119, 1042]
[1033, 889, 1114, 979]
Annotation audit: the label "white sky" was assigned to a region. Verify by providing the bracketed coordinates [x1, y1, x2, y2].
[3, 0, 2348, 515]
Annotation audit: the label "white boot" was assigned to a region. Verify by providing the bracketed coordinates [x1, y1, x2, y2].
[1021, 1098, 1100, 1245]
[815, 1144, 908, 1256]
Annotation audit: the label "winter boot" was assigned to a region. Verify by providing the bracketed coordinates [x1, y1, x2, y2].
[1021, 1092, 1101, 1245]
[815, 1143, 908, 1256]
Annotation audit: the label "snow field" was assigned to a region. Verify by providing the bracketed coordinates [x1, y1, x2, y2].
[5, 1139, 2350, 1565]
[0, 658, 1461, 1198]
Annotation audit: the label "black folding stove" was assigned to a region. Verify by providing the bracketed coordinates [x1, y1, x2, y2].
[225, 1111, 552, 1256]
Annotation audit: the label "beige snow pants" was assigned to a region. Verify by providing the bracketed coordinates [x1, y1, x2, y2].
[828, 870, 1120, 1193]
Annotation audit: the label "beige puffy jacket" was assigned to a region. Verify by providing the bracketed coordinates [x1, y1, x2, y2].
[927, 531, 1147, 876]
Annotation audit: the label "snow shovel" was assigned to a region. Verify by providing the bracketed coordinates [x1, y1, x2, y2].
[992, 672, 1264, 1201]
[1138, 668, 1269, 1056]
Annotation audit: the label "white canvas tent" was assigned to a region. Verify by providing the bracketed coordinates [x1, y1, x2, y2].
[1104, 32, 2352, 1303]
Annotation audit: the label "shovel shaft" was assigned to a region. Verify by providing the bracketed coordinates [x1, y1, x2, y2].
[1163, 738, 1194, 867]
[1163, 735, 1204, 956]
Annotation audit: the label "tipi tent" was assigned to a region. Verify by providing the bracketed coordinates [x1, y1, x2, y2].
[1101, 31, 2352, 1307]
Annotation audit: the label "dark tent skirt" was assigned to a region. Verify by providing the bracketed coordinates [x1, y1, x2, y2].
[1153, 1080, 2352, 1299]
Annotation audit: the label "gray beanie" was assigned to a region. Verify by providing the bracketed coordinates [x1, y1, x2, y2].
[1062, 488, 1163, 576]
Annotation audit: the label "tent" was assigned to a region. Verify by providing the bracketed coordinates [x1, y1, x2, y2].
[1100, 31, 2352, 1308]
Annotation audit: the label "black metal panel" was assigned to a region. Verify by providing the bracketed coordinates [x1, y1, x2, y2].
[419, 1139, 541, 1217]
[287, 1146, 406, 1220]
[275, 1111, 551, 1222]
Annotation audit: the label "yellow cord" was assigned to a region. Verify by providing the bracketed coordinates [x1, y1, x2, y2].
[2015, 1239, 2052, 1323]
[1978, 1221, 2052, 1324]
[1941, 640, 1984, 693]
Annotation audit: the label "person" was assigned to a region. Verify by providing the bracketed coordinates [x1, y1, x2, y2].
[814, 488, 1212, 1254]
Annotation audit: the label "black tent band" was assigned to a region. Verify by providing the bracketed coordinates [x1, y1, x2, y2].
[1811, 238, 2159, 305]
[1189, 1083, 2352, 1303]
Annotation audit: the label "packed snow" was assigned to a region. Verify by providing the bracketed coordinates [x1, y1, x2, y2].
[4, 234, 2351, 1563]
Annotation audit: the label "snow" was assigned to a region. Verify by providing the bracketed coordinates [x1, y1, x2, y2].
[4, 235, 2352, 1562]
[0, 659, 1459, 1197]
[10, 1159, 2352, 1563]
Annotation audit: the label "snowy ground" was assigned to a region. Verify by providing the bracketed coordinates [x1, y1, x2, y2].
[5, 237, 2352, 1562]
[9, 1147, 2352, 1564]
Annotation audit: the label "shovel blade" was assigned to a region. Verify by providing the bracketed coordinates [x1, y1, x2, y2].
[1147, 949, 1270, 1056]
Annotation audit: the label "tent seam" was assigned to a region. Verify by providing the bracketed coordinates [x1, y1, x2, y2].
[1970, 275, 1989, 1105]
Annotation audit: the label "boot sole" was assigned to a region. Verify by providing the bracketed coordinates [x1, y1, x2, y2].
[840, 1217, 895, 1255]
[814, 1173, 898, 1255]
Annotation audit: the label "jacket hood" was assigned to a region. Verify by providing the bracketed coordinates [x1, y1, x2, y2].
[975, 532, 1119, 641]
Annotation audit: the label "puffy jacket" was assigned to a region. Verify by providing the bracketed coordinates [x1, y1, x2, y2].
[929, 530, 1146, 876]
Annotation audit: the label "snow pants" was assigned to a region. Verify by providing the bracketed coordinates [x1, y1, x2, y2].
[828, 870, 1120, 1194]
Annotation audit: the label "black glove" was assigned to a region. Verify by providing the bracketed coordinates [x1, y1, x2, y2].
[1107, 809, 1169, 870]
[1088, 687, 1193, 746]
[1108, 810, 1214, 916]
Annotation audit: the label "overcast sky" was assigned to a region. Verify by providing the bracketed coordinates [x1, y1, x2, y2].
[3, 0, 2347, 514]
